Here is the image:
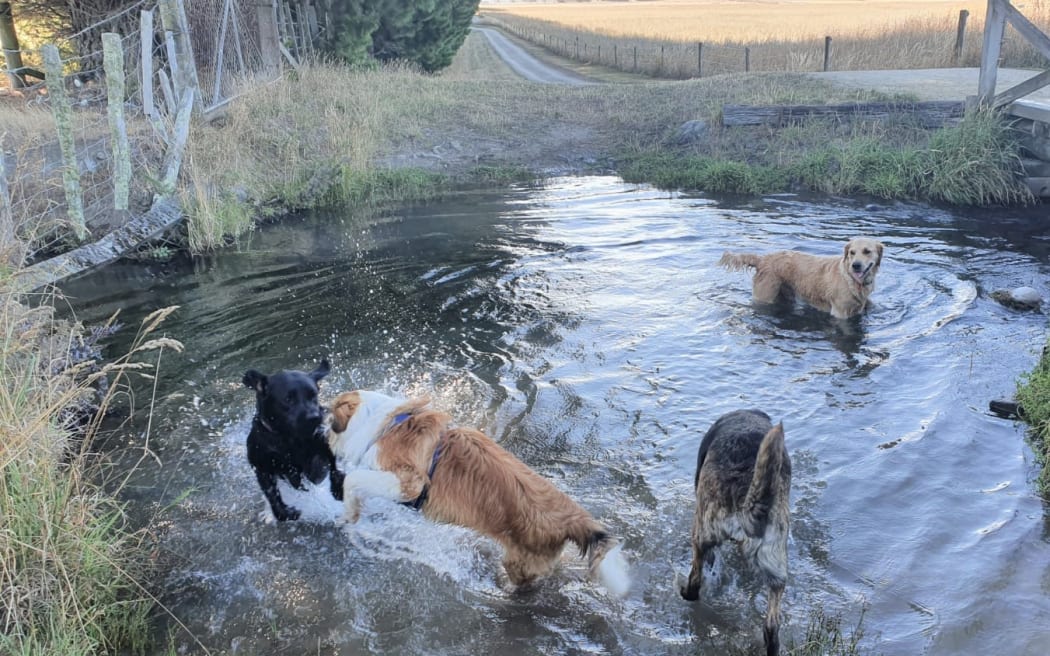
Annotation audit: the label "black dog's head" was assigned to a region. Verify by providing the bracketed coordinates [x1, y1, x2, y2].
[243, 359, 330, 439]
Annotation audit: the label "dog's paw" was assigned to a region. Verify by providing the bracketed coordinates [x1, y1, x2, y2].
[269, 506, 300, 522]
[679, 584, 699, 601]
[258, 507, 276, 524]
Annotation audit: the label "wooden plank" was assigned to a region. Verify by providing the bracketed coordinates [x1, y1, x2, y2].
[1002, 1, 1050, 62]
[721, 100, 965, 128]
[1008, 98, 1050, 123]
[993, 68, 1050, 107]
[978, 0, 1006, 104]
[140, 9, 155, 118]
[17, 198, 183, 291]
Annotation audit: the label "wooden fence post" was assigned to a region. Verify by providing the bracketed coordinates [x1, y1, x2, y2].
[213, 0, 234, 105]
[613, 44, 617, 68]
[41, 44, 87, 242]
[698, 42, 703, 77]
[162, 88, 195, 194]
[978, 0, 1006, 104]
[159, 0, 199, 110]
[0, 131, 15, 262]
[140, 10, 156, 118]
[954, 10, 970, 65]
[102, 33, 131, 211]
[823, 36, 832, 71]
[633, 46, 637, 71]
[255, 0, 280, 70]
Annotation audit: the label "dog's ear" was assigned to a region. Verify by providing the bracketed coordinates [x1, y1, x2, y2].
[842, 241, 853, 261]
[310, 359, 330, 383]
[875, 241, 884, 266]
[329, 394, 357, 434]
[243, 370, 268, 393]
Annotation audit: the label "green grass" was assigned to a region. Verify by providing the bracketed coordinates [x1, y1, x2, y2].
[1016, 340, 1050, 498]
[621, 109, 1033, 205]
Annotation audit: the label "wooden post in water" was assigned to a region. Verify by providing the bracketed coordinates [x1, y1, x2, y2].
[823, 36, 832, 71]
[41, 44, 87, 242]
[660, 44, 664, 73]
[745, 46, 750, 72]
[953, 10, 970, 65]
[102, 33, 131, 211]
[613, 44, 617, 68]
[697, 42, 703, 77]
[633, 46, 637, 71]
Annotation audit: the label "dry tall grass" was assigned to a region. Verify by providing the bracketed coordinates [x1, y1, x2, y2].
[481, 0, 1050, 78]
[0, 277, 183, 654]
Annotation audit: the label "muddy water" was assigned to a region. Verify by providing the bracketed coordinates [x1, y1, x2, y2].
[61, 177, 1050, 655]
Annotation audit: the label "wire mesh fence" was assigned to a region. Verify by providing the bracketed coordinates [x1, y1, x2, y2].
[0, 0, 319, 268]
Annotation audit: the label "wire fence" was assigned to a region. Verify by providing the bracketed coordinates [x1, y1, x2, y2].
[0, 0, 317, 268]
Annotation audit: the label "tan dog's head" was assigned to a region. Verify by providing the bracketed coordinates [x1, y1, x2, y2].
[328, 391, 363, 434]
[842, 237, 884, 285]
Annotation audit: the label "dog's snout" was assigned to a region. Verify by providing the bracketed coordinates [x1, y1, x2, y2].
[851, 261, 862, 271]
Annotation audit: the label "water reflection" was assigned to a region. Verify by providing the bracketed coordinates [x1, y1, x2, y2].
[60, 177, 1049, 656]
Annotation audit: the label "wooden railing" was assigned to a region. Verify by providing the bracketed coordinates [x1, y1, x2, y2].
[977, 0, 1050, 107]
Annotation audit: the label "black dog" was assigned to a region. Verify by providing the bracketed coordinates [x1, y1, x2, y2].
[680, 409, 792, 656]
[242, 359, 344, 522]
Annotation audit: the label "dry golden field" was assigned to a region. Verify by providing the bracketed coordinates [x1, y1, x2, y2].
[480, 0, 1050, 76]
[481, 1, 987, 42]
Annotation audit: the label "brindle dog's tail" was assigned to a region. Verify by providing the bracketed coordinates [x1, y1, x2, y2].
[743, 423, 787, 535]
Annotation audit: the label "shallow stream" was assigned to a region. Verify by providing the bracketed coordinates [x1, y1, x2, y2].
[62, 176, 1050, 655]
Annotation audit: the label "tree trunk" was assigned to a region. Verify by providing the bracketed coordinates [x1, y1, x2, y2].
[0, 2, 25, 88]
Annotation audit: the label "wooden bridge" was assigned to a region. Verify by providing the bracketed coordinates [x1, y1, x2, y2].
[978, 0, 1050, 196]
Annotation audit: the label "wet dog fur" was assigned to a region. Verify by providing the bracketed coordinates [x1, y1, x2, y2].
[326, 390, 630, 597]
[242, 359, 344, 522]
[680, 409, 791, 656]
[719, 237, 884, 319]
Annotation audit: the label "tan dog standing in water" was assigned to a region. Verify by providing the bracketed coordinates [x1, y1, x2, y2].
[719, 237, 884, 319]
[326, 390, 630, 597]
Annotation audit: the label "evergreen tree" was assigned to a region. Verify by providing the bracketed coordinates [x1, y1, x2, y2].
[323, 0, 479, 72]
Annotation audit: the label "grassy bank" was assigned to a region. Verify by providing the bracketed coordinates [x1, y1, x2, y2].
[619, 107, 1033, 205]
[1016, 341, 1050, 498]
[0, 275, 181, 654]
[187, 53, 1032, 249]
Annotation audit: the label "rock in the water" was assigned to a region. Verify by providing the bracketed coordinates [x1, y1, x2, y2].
[990, 286, 1042, 310]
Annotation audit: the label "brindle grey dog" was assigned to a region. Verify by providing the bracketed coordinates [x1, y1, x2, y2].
[680, 409, 792, 656]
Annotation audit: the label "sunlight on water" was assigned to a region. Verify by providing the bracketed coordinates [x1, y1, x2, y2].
[62, 176, 1050, 656]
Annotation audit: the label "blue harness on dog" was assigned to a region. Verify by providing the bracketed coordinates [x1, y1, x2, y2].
[390, 412, 444, 511]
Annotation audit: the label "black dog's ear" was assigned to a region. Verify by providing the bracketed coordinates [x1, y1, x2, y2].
[243, 369, 268, 392]
[310, 359, 330, 383]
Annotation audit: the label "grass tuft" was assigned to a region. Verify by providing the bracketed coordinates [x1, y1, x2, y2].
[0, 282, 183, 655]
[1016, 341, 1050, 498]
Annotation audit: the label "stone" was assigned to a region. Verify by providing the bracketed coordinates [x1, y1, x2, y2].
[673, 119, 710, 145]
[990, 286, 1042, 311]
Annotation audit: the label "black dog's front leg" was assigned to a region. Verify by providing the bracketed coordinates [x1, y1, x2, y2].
[254, 468, 300, 521]
[328, 455, 345, 502]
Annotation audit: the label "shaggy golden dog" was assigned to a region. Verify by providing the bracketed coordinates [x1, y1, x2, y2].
[719, 237, 884, 319]
[681, 409, 792, 656]
[326, 390, 630, 596]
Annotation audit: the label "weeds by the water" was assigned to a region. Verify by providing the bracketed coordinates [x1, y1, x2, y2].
[0, 284, 183, 655]
[1016, 341, 1050, 498]
[621, 109, 1032, 205]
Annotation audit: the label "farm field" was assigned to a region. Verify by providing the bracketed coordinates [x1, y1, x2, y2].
[480, 0, 1049, 76]
[479, 1, 990, 43]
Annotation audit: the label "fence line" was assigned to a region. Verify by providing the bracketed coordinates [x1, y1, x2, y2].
[481, 9, 1046, 79]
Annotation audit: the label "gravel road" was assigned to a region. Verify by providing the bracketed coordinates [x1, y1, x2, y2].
[472, 26, 594, 85]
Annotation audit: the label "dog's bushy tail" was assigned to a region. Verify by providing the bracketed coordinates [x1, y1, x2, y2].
[571, 528, 631, 598]
[743, 423, 787, 536]
[719, 252, 762, 272]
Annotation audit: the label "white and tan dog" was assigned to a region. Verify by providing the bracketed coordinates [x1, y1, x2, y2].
[326, 390, 630, 596]
[720, 237, 885, 319]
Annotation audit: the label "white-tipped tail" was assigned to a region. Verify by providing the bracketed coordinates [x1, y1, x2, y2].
[596, 543, 631, 598]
